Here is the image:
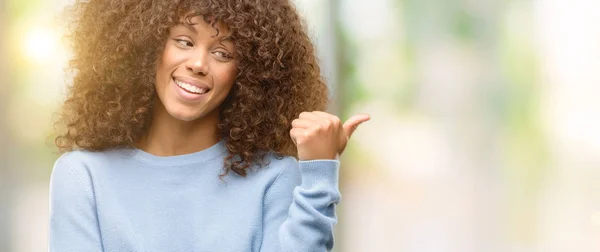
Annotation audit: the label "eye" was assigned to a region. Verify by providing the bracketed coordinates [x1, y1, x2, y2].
[213, 50, 233, 61]
[174, 38, 193, 48]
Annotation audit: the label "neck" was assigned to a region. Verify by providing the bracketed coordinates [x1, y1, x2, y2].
[137, 103, 220, 156]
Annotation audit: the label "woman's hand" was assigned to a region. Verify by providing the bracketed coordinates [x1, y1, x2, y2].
[290, 111, 370, 161]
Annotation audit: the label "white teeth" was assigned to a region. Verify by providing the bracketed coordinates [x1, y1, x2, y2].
[175, 79, 207, 94]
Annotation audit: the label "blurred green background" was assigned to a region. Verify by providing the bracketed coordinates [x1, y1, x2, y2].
[2, 0, 600, 251]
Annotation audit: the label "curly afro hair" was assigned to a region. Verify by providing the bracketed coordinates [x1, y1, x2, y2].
[55, 0, 329, 177]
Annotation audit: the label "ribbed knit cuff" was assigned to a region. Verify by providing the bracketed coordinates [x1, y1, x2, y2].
[298, 160, 340, 188]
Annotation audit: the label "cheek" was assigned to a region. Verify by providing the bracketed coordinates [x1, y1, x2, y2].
[155, 59, 169, 85]
[225, 64, 239, 83]
[156, 45, 183, 80]
[215, 65, 238, 91]
[155, 62, 166, 82]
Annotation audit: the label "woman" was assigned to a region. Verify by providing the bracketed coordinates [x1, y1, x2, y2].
[50, 0, 369, 251]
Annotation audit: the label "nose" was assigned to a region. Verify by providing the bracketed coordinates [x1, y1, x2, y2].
[185, 50, 209, 76]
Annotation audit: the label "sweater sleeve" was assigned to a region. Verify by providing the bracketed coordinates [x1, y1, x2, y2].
[49, 154, 103, 252]
[259, 158, 341, 252]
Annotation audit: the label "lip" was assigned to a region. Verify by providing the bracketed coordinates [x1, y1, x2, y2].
[172, 77, 210, 102]
[173, 76, 211, 91]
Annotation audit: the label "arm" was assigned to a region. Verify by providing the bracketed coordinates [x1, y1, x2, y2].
[260, 111, 368, 252]
[260, 158, 340, 252]
[49, 155, 103, 252]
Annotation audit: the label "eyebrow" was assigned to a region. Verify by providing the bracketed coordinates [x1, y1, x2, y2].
[177, 23, 232, 39]
[220, 36, 234, 43]
[174, 22, 235, 48]
[181, 23, 197, 34]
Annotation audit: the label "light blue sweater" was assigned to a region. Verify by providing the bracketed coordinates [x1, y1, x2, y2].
[49, 141, 341, 252]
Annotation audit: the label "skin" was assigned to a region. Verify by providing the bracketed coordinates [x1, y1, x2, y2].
[138, 16, 370, 159]
[291, 112, 370, 160]
[137, 17, 238, 156]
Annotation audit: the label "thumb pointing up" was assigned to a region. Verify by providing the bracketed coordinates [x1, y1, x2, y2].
[338, 114, 370, 154]
[342, 114, 371, 139]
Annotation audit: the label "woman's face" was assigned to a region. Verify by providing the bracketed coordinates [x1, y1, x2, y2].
[155, 16, 238, 122]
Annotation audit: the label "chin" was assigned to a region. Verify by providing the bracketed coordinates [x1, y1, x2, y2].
[170, 111, 201, 122]
[164, 105, 202, 122]
[159, 95, 219, 123]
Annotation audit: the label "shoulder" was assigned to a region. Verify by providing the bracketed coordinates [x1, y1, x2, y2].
[236, 153, 301, 188]
[50, 150, 105, 201]
[265, 153, 298, 170]
[50, 150, 123, 216]
[55, 148, 129, 167]
[258, 153, 299, 175]
[52, 148, 130, 180]
[255, 153, 301, 190]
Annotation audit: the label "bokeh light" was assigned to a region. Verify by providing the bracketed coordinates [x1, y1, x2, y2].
[23, 27, 60, 63]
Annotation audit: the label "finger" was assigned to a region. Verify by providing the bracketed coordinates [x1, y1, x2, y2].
[310, 111, 342, 132]
[289, 127, 306, 145]
[312, 111, 342, 126]
[291, 118, 313, 129]
[298, 111, 320, 121]
[342, 114, 370, 138]
[311, 111, 334, 119]
[298, 111, 329, 130]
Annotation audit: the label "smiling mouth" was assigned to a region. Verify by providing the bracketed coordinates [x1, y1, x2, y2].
[174, 78, 209, 95]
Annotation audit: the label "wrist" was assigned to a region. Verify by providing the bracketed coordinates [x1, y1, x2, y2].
[298, 153, 338, 161]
